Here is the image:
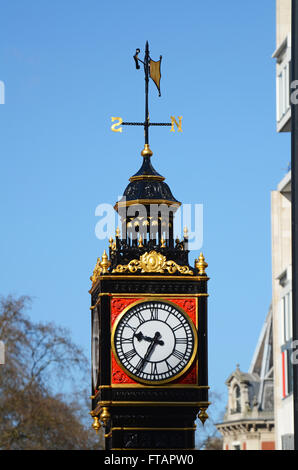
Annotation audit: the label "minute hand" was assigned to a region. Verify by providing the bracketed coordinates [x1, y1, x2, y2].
[138, 332, 161, 372]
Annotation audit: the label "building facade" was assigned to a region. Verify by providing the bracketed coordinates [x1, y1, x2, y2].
[216, 310, 275, 450]
[271, 0, 294, 450]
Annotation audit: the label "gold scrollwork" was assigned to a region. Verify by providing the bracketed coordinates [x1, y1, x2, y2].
[112, 250, 193, 275]
[90, 257, 102, 284]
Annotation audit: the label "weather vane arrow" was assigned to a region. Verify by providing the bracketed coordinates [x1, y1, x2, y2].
[111, 41, 182, 146]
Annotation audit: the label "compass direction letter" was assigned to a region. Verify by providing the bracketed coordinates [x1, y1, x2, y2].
[111, 117, 123, 133]
[170, 116, 183, 132]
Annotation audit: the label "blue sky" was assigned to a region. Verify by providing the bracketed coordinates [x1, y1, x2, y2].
[0, 0, 290, 421]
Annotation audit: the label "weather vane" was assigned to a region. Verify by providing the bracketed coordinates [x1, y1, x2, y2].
[111, 41, 182, 147]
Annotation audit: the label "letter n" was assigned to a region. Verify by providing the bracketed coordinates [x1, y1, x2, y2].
[170, 116, 182, 132]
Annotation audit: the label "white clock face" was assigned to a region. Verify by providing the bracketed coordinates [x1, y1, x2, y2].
[112, 300, 197, 384]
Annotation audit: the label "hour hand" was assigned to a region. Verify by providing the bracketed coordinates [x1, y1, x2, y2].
[135, 331, 164, 346]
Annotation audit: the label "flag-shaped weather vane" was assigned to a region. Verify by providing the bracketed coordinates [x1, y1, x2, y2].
[111, 41, 182, 150]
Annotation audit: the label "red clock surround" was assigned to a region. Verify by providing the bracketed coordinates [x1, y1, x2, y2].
[110, 297, 198, 385]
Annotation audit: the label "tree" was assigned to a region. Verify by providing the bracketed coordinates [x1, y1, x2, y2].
[0, 295, 103, 450]
[195, 391, 225, 450]
[203, 436, 223, 450]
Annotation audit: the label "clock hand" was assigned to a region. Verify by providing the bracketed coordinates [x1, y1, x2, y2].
[135, 331, 164, 346]
[137, 331, 162, 372]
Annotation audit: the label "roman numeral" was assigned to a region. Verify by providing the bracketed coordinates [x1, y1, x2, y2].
[176, 337, 187, 344]
[173, 323, 184, 332]
[136, 358, 144, 371]
[121, 337, 133, 344]
[123, 322, 137, 332]
[150, 306, 159, 320]
[124, 349, 137, 360]
[135, 311, 145, 324]
[172, 349, 184, 361]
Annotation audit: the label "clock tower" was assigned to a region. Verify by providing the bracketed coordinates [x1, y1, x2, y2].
[89, 44, 209, 451]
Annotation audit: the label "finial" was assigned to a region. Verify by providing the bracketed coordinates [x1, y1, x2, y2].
[100, 250, 111, 274]
[100, 407, 110, 427]
[92, 416, 101, 434]
[160, 237, 166, 248]
[198, 406, 209, 425]
[141, 144, 153, 157]
[196, 252, 208, 275]
[109, 236, 116, 251]
[183, 226, 188, 238]
[115, 227, 120, 238]
[138, 235, 143, 247]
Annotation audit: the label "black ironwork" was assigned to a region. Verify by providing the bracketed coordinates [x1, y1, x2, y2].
[123, 41, 171, 146]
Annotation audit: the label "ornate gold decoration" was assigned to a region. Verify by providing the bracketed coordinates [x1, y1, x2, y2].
[183, 226, 188, 238]
[115, 227, 120, 238]
[129, 174, 165, 182]
[138, 235, 143, 247]
[195, 252, 208, 275]
[114, 199, 181, 212]
[141, 143, 153, 157]
[198, 406, 209, 425]
[90, 257, 102, 284]
[112, 250, 194, 275]
[101, 250, 111, 274]
[109, 237, 116, 251]
[160, 237, 166, 248]
[100, 407, 110, 427]
[90, 250, 112, 284]
[92, 416, 101, 434]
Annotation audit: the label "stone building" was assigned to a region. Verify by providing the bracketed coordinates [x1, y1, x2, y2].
[271, 0, 294, 449]
[216, 309, 275, 450]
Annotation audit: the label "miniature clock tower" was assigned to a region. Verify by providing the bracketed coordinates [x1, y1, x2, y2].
[89, 43, 209, 450]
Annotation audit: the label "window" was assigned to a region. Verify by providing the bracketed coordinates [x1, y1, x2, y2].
[232, 441, 241, 451]
[281, 290, 293, 398]
[282, 291, 292, 343]
[234, 385, 241, 413]
[280, 289, 293, 398]
[277, 60, 290, 122]
[282, 348, 293, 397]
[273, 34, 291, 130]
[282, 434, 294, 450]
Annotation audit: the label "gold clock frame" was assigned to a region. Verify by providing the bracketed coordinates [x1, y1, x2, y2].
[111, 297, 198, 386]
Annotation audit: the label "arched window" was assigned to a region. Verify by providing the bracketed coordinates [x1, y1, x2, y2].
[234, 385, 241, 413]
